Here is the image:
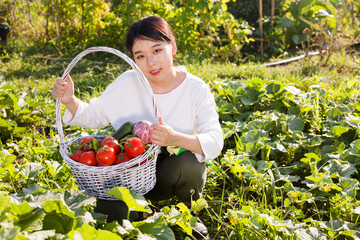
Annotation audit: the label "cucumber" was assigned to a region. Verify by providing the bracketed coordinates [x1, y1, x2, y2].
[112, 121, 134, 141]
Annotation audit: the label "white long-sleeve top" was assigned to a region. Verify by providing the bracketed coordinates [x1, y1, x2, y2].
[63, 67, 223, 162]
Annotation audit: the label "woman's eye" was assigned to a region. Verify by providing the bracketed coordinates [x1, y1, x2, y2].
[154, 49, 161, 54]
[136, 55, 144, 60]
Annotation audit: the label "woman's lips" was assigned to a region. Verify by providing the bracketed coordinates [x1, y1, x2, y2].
[150, 69, 161, 76]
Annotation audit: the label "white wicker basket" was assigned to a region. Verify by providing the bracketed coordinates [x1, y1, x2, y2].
[56, 46, 160, 200]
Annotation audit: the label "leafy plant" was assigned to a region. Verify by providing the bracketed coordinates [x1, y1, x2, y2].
[278, 0, 338, 47]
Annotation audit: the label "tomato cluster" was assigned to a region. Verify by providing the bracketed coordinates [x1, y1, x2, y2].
[70, 136, 146, 166]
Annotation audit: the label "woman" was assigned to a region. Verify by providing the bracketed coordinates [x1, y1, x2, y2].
[51, 16, 223, 240]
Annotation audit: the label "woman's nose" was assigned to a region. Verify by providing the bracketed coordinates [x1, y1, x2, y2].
[147, 55, 156, 67]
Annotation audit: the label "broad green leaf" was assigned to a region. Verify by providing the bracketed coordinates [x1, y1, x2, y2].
[322, 220, 344, 231]
[190, 199, 208, 213]
[0, 226, 26, 240]
[11, 126, 27, 137]
[297, 226, 325, 240]
[132, 214, 175, 240]
[160, 204, 194, 235]
[288, 116, 305, 132]
[321, 142, 345, 155]
[298, 0, 316, 15]
[20, 163, 45, 181]
[278, 17, 296, 28]
[276, 142, 287, 152]
[68, 224, 122, 240]
[15, 208, 45, 232]
[0, 118, 14, 129]
[244, 142, 262, 157]
[63, 190, 96, 217]
[9, 94, 20, 112]
[241, 129, 269, 143]
[24, 230, 56, 240]
[339, 177, 359, 198]
[0, 92, 14, 108]
[327, 108, 343, 121]
[307, 136, 323, 147]
[108, 187, 150, 213]
[284, 86, 301, 95]
[349, 140, 360, 156]
[42, 211, 75, 234]
[326, 160, 356, 178]
[0, 195, 11, 217]
[43, 199, 75, 218]
[9, 201, 34, 215]
[265, 83, 282, 96]
[300, 153, 321, 164]
[292, 34, 300, 45]
[246, 119, 268, 131]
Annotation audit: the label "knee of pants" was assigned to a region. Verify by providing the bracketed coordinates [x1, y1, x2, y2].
[175, 151, 206, 173]
[172, 151, 207, 201]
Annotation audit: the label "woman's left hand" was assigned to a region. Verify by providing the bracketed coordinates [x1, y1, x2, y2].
[151, 116, 177, 146]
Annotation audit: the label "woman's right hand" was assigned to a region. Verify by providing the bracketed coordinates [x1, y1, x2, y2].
[51, 75, 79, 116]
[51, 75, 75, 105]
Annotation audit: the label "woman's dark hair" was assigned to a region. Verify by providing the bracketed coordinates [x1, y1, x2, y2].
[126, 16, 175, 55]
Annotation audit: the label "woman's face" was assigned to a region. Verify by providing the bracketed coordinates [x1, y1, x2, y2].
[132, 38, 176, 84]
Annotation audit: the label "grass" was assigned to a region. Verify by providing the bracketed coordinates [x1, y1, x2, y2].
[1, 48, 360, 239]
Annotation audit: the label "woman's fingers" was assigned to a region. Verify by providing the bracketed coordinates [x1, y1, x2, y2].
[51, 78, 66, 98]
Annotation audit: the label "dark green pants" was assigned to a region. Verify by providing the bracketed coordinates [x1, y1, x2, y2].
[94, 148, 207, 222]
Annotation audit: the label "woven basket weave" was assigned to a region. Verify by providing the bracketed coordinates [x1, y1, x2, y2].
[56, 46, 160, 200]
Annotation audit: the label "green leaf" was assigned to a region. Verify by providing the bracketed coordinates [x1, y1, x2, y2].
[292, 33, 307, 44]
[42, 199, 75, 218]
[20, 163, 45, 181]
[278, 17, 296, 28]
[63, 190, 96, 217]
[0, 118, 14, 129]
[241, 129, 269, 143]
[8, 94, 20, 112]
[0, 92, 14, 108]
[265, 83, 283, 96]
[298, 0, 316, 15]
[132, 214, 175, 240]
[190, 199, 208, 213]
[0, 227, 25, 240]
[0, 195, 11, 217]
[25, 230, 56, 240]
[326, 160, 356, 178]
[327, 108, 342, 121]
[284, 86, 301, 95]
[349, 140, 360, 156]
[15, 208, 45, 232]
[68, 224, 122, 239]
[339, 177, 359, 198]
[298, 226, 325, 240]
[288, 116, 305, 132]
[108, 187, 150, 213]
[301, 153, 321, 163]
[330, 126, 348, 137]
[42, 211, 75, 234]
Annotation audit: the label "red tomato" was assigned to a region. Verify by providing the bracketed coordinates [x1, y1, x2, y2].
[70, 150, 84, 162]
[96, 147, 116, 166]
[100, 136, 121, 154]
[80, 137, 99, 151]
[114, 152, 132, 164]
[124, 137, 145, 158]
[79, 151, 97, 166]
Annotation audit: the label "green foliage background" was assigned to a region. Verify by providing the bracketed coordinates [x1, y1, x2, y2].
[1, 0, 253, 62]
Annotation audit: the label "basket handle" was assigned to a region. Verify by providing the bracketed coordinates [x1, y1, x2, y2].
[56, 46, 159, 145]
